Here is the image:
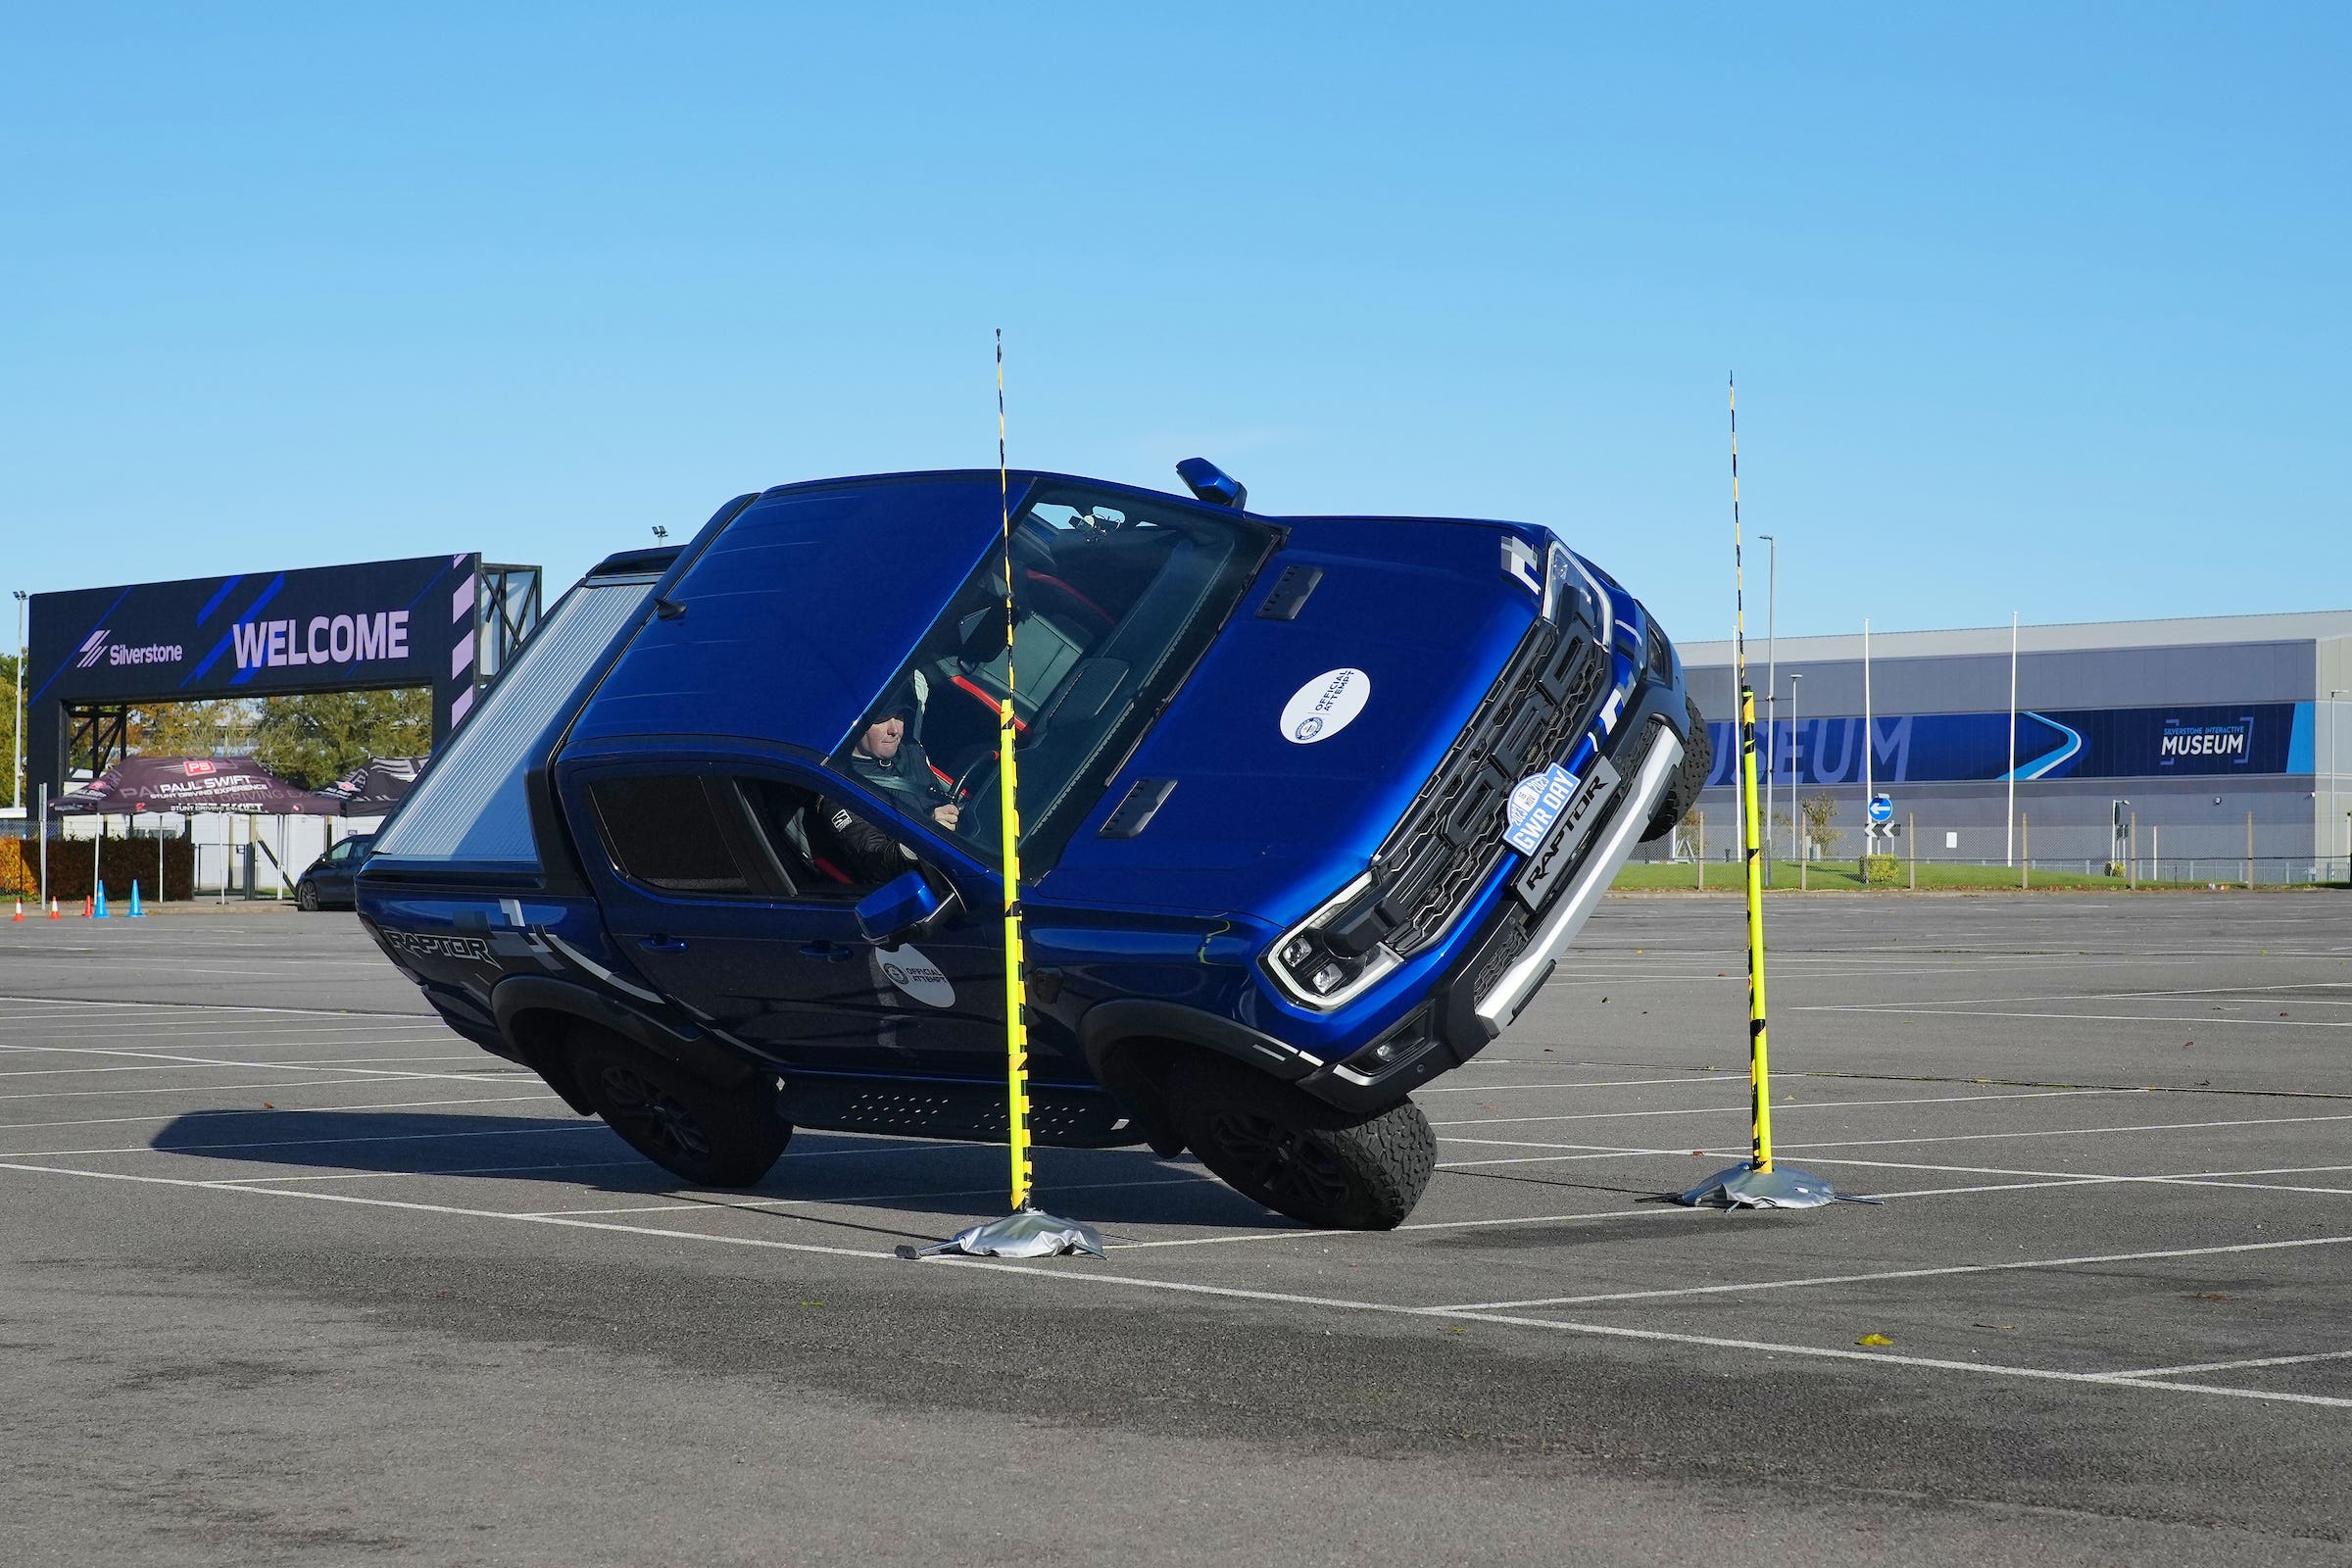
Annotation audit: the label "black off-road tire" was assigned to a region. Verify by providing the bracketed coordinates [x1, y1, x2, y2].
[569, 1027, 789, 1188]
[1163, 1052, 1435, 1230]
[1642, 694, 1713, 842]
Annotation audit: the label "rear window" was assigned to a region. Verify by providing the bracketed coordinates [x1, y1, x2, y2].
[588, 777, 753, 894]
[370, 574, 660, 868]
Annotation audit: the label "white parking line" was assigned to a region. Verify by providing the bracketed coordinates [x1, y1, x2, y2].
[1431, 1233, 2352, 1311]
[0, 1053, 495, 1080]
[0, 1072, 538, 1111]
[1798, 981, 2352, 1009]
[1426, 1087, 2132, 1128]
[1796, 1004, 2350, 1030]
[1105, 1171, 2108, 1250]
[0, 1042, 542, 1087]
[1416, 1074, 1743, 1094]
[1, 1123, 607, 1160]
[0, 995, 429, 1019]
[1, 1152, 2339, 1410]
[211, 1159, 650, 1187]
[1437, 1110, 2352, 1161]
[2105, 1349, 2352, 1379]
[0, 1091, 563, 1134]
[518, 1172, 1208, 1219]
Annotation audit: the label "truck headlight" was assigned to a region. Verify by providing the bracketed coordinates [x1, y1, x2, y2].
[1265, 873, 1400, 1010]
[1543, 539, 1606, 631]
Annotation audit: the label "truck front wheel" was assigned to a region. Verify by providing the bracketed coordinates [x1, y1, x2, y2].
[569, 1027, 788, 1188]
[1165, 1053, 1435, 1229]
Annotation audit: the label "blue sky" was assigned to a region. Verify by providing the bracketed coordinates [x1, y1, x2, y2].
[5, 5, 2344, 646]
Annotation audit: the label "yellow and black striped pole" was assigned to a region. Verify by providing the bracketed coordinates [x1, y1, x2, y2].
[1678, 379, 1854, 1206]
[997, 330, 1036, 1212]
[1729, 375, 1773, 1173]
[1740, 682, 1773, 1172]
[903, 335, 1103, 1256]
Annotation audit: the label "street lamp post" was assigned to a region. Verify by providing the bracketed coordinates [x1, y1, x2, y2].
[11, 589, 25, 810]
[1758, 533, 1777, 887]
[1787, 672, 1803, 864]
[2329, 690, 2348, 882]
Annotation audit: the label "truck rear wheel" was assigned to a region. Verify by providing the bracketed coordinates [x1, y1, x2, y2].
[569, 1028, 788, 1188]
[1164, 1053, 1435, 1230]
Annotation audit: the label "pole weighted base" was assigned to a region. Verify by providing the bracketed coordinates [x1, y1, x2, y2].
[1675, 1162, 1875, 1209]
[900, 1204, 1105, 1260]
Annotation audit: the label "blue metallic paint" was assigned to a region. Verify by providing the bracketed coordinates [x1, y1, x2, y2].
[359, 468, 1692, 1138]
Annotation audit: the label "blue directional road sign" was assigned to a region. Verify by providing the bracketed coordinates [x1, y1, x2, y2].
[1868, 793, 1894, 823]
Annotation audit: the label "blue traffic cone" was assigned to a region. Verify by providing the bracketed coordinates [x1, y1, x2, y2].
[94, 883, 110, 918]
[129, 881, 145, 917]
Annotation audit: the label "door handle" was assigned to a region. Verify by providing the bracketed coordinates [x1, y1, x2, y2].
[799, 941, 856, 961]
[638, 936, 687, 953]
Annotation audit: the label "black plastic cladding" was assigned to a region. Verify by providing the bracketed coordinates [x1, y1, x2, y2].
[1370, 613, 1610, 957]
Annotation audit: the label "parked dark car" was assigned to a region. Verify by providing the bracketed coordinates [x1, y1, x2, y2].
[296, 834, 375, 910]
[358, 466, 1705, 1228]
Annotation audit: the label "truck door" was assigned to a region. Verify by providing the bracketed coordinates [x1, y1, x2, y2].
[558, 757, 1006, 1078]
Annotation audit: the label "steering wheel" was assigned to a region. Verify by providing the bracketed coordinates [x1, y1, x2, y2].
[951, 750, 999, 803]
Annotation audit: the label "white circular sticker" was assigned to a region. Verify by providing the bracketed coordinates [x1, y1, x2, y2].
[872, 945, 956, 1008]
[1505, 773, 1546, 829]
[1279, 667, 1371, 745]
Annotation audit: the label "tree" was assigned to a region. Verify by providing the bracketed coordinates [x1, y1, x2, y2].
[1800, 793, 1842, 857]
[251, 689, 431, 790]
[0, 653, 20, 806]
[129, 699, 259, 760]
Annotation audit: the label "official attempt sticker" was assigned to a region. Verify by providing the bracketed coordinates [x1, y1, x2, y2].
[1504, 762, 1579, 855]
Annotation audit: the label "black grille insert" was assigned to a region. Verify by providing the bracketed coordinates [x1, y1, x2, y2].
[1370, 617, 1610, 956]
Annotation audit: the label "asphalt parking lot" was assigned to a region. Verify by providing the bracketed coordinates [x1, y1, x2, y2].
[2, 893, 2347, 1565]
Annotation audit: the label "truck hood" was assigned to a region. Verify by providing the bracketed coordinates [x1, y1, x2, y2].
[1038, 515, 1544, 926]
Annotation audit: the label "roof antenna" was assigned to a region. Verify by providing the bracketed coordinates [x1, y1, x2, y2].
[901, 329, 1102, 1263]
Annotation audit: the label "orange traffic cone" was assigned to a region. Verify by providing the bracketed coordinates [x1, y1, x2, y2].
[48, 897, 62, 920]
[10, 898, 21, 921]
[81, 894, 93, 918]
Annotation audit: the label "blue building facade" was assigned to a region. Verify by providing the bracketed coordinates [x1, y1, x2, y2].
[1664, 611, 2352, 876]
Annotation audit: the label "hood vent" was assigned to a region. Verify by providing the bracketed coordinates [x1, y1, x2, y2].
[1097, 777, 1178, 839]
[1254, 564, 1324, 621]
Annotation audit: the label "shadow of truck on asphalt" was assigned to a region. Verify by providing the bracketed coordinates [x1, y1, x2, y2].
[145, 1106, 1286, 1240]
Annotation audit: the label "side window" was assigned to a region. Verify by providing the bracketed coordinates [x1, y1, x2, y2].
[589, 776, 756, 895]
[741, 778, 916, 900]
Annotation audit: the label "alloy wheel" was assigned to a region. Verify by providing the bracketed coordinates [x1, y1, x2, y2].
[1202, 1107, 1352, 1214]
[596, 1061, 715, 1164]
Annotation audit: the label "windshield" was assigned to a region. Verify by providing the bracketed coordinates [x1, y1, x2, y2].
[830, 485, 1273, 876]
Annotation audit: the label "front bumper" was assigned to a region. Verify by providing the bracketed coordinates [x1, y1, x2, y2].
[1449, 719, 1681, 1045]
[1291, 713, 1682, 1113]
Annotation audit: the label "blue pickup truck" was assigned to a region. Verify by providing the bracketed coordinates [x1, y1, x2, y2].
[357, 466, 1704, 1229]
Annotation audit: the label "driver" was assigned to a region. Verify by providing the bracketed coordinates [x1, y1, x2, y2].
[847, 688, 961, 834]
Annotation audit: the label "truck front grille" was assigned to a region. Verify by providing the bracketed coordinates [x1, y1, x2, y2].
[1371, 616, 1610, 957]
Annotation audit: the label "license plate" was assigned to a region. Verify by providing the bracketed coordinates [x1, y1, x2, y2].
[1512, 757, 1620, 908]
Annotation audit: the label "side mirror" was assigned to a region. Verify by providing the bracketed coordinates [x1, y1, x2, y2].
[855, 870, 956, 945]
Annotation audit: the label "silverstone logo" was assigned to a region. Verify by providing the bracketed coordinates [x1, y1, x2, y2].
[2159, 716, 2252, 765]
[76, 627, 186, 668]
[232, 610, 411, 671]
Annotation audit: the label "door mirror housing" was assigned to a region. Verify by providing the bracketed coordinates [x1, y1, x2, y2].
[856, 870, 956, 945]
